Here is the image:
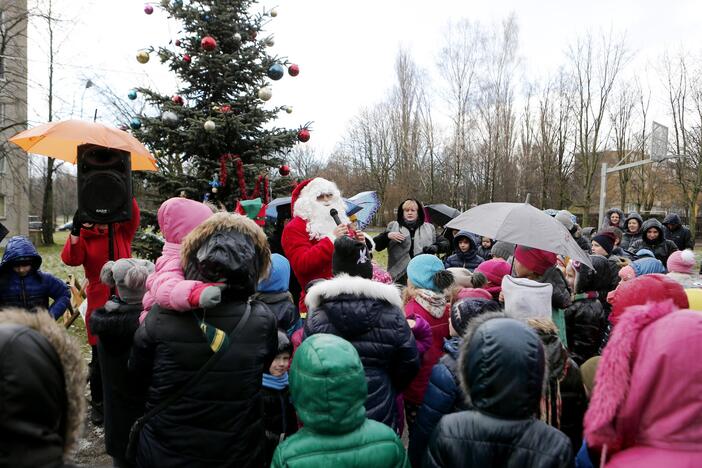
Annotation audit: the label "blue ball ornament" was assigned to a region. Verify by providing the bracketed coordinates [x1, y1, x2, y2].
[127, 89, 138, 100]
[130, 117, 142, 130]
[267, 63, 285, 81]
[202, 13, 210, 22]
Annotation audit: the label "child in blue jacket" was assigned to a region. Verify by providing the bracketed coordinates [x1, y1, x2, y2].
[0, 236, 70, 319]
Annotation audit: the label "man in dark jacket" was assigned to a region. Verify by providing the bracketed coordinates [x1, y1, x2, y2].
[662, 213, 695, 251]
[130, 213, 278, 468]
[304, 236, 420, 431]
[565, 256, 613, 365]
[629, 218, 678, 266]
[0, 236, 70, 319]
[443, 230, 484, 271]
[424, 315, 573, 467]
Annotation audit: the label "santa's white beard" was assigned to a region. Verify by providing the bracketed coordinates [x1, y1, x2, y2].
[300, 198, 349, 241]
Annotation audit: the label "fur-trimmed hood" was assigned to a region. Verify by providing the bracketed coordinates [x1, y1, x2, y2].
[584, 301, 702, 457]
[0, 308, 87, 462]
[305, 274, 403, 311]
[457, 311, 546, 420]
[180, 212, 271, 298]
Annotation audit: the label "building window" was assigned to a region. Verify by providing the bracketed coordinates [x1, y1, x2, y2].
[0, 194, 6, 219]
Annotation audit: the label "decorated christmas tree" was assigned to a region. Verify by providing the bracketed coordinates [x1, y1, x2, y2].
[126, 0, 306, 259]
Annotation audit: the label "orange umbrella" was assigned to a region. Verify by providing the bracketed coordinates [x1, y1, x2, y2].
[9, 119, 157, 171]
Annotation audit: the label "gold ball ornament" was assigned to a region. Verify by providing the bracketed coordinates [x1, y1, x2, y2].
[270, 8, 278, 17]
[285, 106, 293, 114]
[136, 50, 150, 64]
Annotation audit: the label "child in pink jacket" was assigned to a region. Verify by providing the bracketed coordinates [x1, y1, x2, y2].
[140, 197, 219, 322]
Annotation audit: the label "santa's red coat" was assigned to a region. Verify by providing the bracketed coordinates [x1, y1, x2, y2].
[61, 198, 140, 345]
[281, 215, 334, 317]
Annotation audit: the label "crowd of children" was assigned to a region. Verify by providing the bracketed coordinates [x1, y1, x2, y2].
[1, 194, 701, 468]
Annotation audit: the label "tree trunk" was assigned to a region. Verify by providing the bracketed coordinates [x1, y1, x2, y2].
[41, 159, 54, 244]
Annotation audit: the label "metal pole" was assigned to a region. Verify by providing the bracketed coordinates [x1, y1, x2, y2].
[598, 162, 608, 229]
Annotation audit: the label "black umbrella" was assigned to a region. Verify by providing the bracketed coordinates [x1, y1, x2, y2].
[426, 204, 461, 226]
[0, 222, 8, 243]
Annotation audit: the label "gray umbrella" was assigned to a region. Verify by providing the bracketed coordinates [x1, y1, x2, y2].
[446, 202, 593, 268]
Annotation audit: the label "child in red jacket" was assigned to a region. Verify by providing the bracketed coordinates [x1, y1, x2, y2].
[402, 254, 454, 433]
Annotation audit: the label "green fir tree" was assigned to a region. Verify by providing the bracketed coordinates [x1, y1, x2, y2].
[126, 0, 306, 259]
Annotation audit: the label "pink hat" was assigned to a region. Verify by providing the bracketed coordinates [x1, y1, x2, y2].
[667, 249, 696, 275]
[475, 259, 512, 286]
[457, 288, 493, 300]
[514, 245, 557, 276]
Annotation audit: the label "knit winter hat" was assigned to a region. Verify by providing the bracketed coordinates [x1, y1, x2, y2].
[592, 231, 616, 256]
[618, 265, 636, 282]
[501, 275, 553, 320]
[407, 254, 454, 292]
[490, 241, 515, 261]
[100, 258, 155, 305]
[580, 356, 600, 397]
[475, 258, 512, 286]
[456, 288, 493, 300]
[332, 236, 373, 279]
[450, 297, 501, 336]
[513, 245, 557, 276]
[447, 267, 474, 288]
[276, 329, 293, 355]
[667, 249, 696, 275]
[555, 210, 576, 232]
[636, 249, 655, 258]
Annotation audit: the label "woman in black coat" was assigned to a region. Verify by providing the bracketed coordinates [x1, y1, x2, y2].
[304, 236, 420, 432]
[129, 213, 278, 468]
[425, 314, 573, 467]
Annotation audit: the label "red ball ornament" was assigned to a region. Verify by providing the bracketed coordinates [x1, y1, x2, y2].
[171, 95, 184, 105]
[297, 128, 310, 142]
[220, 104, 231, 113]
[175, 39, 181, 47]
[144, 4, 154, 15]
[201, 36, 217, 51]
[183, 54, 191, 63]
[251, 31, 258, 40]
[279, 165, 290, 176]
[288, 64, 300, 76]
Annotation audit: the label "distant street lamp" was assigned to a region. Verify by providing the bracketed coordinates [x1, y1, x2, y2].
[79, 79, 94, 120]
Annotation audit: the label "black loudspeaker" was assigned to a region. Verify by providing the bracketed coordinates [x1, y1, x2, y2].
[77, 144, 132, 224]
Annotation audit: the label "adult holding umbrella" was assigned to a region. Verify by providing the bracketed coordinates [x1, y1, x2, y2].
[374, 199, 449, 284]
[10, 119, 157, 426]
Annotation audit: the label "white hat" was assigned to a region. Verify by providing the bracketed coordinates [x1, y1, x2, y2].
[501, 275, 553, 320]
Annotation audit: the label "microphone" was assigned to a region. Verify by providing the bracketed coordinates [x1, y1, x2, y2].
[330, 208, 342, 226]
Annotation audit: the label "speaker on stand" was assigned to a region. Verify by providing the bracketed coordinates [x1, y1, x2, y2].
[77, 144, 132, 225]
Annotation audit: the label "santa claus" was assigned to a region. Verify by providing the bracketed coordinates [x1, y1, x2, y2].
[282, 177, 363, 316]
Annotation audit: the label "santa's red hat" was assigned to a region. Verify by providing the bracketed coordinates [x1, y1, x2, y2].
[291, 177, 343, 221]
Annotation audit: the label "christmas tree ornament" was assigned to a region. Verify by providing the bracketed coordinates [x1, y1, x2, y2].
[127, 89, 138, 100]
[251, 31, 257, 40]
[279, 164, 290, 176]
[265, 36, 275, 47]
[136, 50, 150, 64]
[130, 117, 142, 129]
[173, 0, 182, 7]
[204, 120, 216, 131]
[171, 94, 184, 105]
[270, 7, 278, 17]
[258, 86, 273, 101]
[288, 63, 299, 76]
[212, 105, 221, 112]
[267, 63, 285, 80]
[285, 105, 293, 114]
[202, 13, 211, 22]
[182, 54, 191, 63]
[201, 36, 217, 51]
[144, 4, 154, 15]
[175, 39, 181, 47]
[233, 32, 242, 43]
[220, 104, 231, 113]
[162, 111, 179, 127]
[297, 128, 310, 142]
[119, 124, 129, 131]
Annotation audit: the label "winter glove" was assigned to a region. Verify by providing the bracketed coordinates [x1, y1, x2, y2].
[71, 211, 82, 236]
[188, 283, 225, 309]
[422, 245, 438, 255]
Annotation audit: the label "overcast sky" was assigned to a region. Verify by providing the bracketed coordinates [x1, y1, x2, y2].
[25, 0, 702, 155]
